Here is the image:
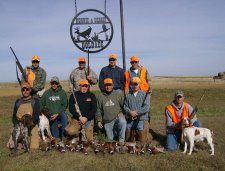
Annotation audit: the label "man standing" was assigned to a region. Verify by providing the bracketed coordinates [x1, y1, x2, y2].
[24, 55, 46, 97]
[124, 77, 151, 145]
[99, 54, 124, 92]
[69, 56, 98, 92]
[41, 76, 68, 140]
[165, 90, 201, 151]
[8, 82, 40, 149]
[124, 55, 151, 94]
[68, 79, 97, 142]
[96, 78, 126, 143]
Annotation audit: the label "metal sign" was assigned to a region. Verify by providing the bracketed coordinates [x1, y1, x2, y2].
[70, 9, 114, 53]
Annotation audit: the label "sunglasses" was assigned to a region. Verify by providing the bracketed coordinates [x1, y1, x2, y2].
[21, 87, 30, 92]
[109, 58, 116, 61]
[132, 83, 139, 86]
[131, 61, 138, 64]
[32, 60, 39, 63]
[81, 84, 88, 88]
[79, 62, 86, 64]
[51, 81, 59, 85]
[176, 95, 183, 98]
[105, 83, 112, 86]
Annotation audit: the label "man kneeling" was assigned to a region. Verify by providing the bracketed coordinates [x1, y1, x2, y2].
[124, 77, 151, 145]
[68, 79, 97, 142]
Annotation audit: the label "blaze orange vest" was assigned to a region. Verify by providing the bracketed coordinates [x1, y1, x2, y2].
[165, 102, 189, 129]
[124, 66, 149, 93]
[26, 67, 35, 87]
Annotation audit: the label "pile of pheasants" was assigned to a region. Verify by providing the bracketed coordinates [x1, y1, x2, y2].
[39, 139, 165, 155]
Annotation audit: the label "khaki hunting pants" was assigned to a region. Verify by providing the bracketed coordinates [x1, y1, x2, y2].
[125, 121, 152, 145]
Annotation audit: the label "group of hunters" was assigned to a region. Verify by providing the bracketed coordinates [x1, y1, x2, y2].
[8, 54, 202, 152]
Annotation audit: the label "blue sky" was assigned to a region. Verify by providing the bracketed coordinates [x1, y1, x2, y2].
[1, 0, 225, 82]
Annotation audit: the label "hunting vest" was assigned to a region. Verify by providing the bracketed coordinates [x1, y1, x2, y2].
[124, 66, 149, 93]
[26, 67, 35, 87]
[165, 102, 189, 130]
[16, 98, 35, 121]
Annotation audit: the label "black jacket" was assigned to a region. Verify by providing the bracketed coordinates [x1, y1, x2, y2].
[69, 91, 97, 121]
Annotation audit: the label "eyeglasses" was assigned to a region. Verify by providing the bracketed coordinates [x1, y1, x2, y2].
[131, 61, 138, 64]
[79, 62, 86, 64]
[32, 60, 39, 63]
[21, 88, 30, 92]
[51, 81, 59, 85]
[176, 95, 183, 98]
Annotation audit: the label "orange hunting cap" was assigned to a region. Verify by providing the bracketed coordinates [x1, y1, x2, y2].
[32, 55, 40, 61]
[21, 82, 31, 89]
[131, 77, 140, 84]
[79, 79, 89, 86]
[130, 55, 139, 62]
[104, 78, 113, 85]
[109, 54, 117, 59]
[78, 56, 86, 62]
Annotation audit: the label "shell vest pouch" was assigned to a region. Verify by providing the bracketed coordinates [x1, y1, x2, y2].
[16, 103, 33, 121]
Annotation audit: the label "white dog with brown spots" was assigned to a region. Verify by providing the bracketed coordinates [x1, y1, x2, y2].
[38, 108, 54, 142]
[181, 117, 214, 155]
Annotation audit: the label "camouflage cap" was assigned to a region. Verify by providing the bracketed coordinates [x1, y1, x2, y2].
[175, 90, 184, 97]
[50, 76, 59, 83]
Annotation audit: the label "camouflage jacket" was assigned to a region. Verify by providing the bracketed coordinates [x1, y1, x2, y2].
[69, 67, 98, 92]
[23, 66, 46, 92]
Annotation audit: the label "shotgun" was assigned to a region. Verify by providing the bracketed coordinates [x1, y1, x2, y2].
[72, 82, 87, 141]
[10, 47, 27, 85]
[189, 90, 206, 119]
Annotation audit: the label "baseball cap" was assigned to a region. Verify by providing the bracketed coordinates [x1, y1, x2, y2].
[21, 82, 31, 89]
[109, 54, 117, 59]
[32, 55, 40, 61]
[104, 78, 113, 85]
[131, 77, 140, 84]
[50, 76, 59, 83]
[79, 79, 89, 86]
[78, 57, 86, 62]
[130, 55, 139, 62]
[175, 90, 184, 97]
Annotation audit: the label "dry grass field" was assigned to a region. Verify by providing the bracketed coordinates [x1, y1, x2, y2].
[0, 76, 225, 171]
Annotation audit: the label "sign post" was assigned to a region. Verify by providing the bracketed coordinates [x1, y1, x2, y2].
[120, 0, 126, 71]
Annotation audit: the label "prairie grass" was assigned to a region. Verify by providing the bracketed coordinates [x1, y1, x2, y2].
[0, 77, 224, 171]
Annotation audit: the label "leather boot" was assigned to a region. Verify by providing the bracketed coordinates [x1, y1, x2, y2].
[125, 129, 131, 142]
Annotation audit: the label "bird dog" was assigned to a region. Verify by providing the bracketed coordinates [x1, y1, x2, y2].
[38, 108, 54, 142]
[181, 117, 214, 155]
[12, 114, 33, 155]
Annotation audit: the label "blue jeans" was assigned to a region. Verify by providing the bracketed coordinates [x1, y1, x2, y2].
[50, 112, 68, 138]
[166, 120, 202, 151]
[127, 120, 145, 131]
[104, 116, 127, 142]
